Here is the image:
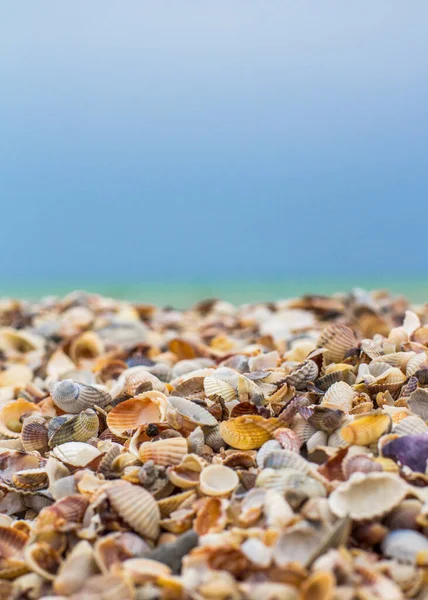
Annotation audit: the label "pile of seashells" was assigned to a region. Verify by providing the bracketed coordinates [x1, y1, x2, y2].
[0, 289, 428, 599]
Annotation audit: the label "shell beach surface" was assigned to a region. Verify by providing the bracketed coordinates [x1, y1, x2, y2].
[2, 291, 428, 599]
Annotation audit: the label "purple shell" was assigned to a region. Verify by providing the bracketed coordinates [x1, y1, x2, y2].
[382, 434, 428, 473]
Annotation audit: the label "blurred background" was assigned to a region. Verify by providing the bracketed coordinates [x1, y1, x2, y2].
[1, 1, 427, 306]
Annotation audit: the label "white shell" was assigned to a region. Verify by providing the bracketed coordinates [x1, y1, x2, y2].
[199, 464, 239, 497]
[52, 442, 101, 467]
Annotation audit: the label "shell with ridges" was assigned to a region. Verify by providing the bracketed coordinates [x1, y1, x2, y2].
[49, 379, 111, 413]
[219, 415, 281, 450]
[21, 416, 49, 453]
[340, 413, 391, 446]
[138, 436, 188, 466]
[166, 396, 218, 432]
[321, 382, 355, 413]
[48, 409, 99, 447]
[106, 391, 169, 438]
[52, 442, 102, 467]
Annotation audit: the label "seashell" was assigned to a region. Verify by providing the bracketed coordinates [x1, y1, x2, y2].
[187, 426, 205, 455]
[219, 415, 281, 450]
[0, 364, 33, 387]
[139, 436, 188, 466]
[199, 464, 239, 497]
[400, 376, 418, 398]
[230, 401, 258, 418]
[385, 499, 422, 530]
[121, 557, 171, 584]
[105, 480, 160, 540]
[12, 467, 48, 492]
[406, 388, 428, 420]
[381, 530, 428, 564]
[194, 497, 228, 536]
[166, 396, 218, 432]
[393, 415, 428, 436]
[0, 327, 44, 356]
[240, 538, 273, 568]
[112, 367, 166, 398]
[50, 379, 111, 413]
[36, 495, 88, 531]
[21, 415, 49, 453]
[68, 572, 135, 600]
[263, 449, 315, 475]
[168, 453, 206, 488]
[204, 376, 236, 403]
[52, 442, 102, 467]
[69, 331, 104, 366]
[415, 368, 428, 385]
[257, 468, 326, 507]
[0, 399, 41, 438]
[54, 540, 98, 595]
[273, 428, 301, 452]
[382, 434, 428, 472]
[257, 440, 282, 468]
[24, 542, 61, 580]
[284, 360, 319, 389]
[306, 406, 344, 433]
[314, 370, 344, 392]
[372, 352, 415, 369]
[107, 391, 168, 437]
[158, 489, 196, 518]
[289, 415, 316, 445]
[264, 489, 294, 529]
[341, 452, 382, 479]
[406, 352, 428, 376]
[300, 571, 334, 600]
[328, 472, 407, 520]
[274, 523, 322, 567]
[321, 382, 355, 413]
[367, 368, 407, 398]
[340, 413, 391, 446]
[317, 323, 357, 364]
[204, 425, 224, 452]
[0, 525, 28, 558]
[48, 409, 99, 447]
[306, 430, 328, 454]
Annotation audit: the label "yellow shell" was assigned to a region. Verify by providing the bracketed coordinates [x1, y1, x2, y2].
[220, 416, 282, 450]
[138, 436, 188, 466]
[341, 414, 391, 446]
[0, 399, 41, 438]
[107, 392, 169, 438]
[317, 323, 357, 363]
[69, 331, 104, 366]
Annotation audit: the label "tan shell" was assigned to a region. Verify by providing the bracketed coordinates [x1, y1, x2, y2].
[121, 557, 171, 584]
[317, 323, 357, 363]
[107, 392, 169, 437]
[199, 464, 239, 496]
[112, 367, 166, 398]
[138, 436, 188, 466]
[328, 472, 407, 520]
[21, 416, 49, 453]
[48, 409, 99, 447]
[341, 413, 391, 446]
[0, 399, 41, 438]
[54, 540, 98, 595]
[220, 415, 281, 450]
[0, 364, 33, 387]
[321, 382, 355, 413]
[69, 331, 104, 366]
[168, 453, 206, 488]
[104, 480, 160, 540]
[301, 571, 334, 600]
[24, 542, 61, 580]
[157, 489, 196, 518]
[0, 327, 45, 356]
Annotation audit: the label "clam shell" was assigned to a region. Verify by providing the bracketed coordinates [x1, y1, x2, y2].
[0, 399, 41, 438]
[52, 442, 102, 467]
[139, 436, 188, 466]
[321, 382, 354, 413]
[328, 472, 407, 520]
[341, 452, 382, 479]
[69, 331, 104, 365]
[50, 379, 111, 413]
[263, 449, 315, 475]
[317, 323, 357, 363]
[300, 571, 334, 600]
[204, 425, 224, 452]
[104, 480, 160, 540]
[204, 376, 236, 403]
[199, 464, 239, 496]
[306, 430, 328, 454]
[340, 413, 391, 446]
[406, 388, 428, 420]
[121, 557, 171, 584]
[21, 416, 49, 453]
[285, 360, 318, 388]
[273, 428, 301, 452]
[315, 370, 344, 392]
[48, 409, 99, 447]
[0, 525, 28, 558]
[381, 530, 428, 564]
[166, 396, 218, 431]
[112, 367, 166, 397]
[274, 523, 322, 567]
[187, 426, 205, 455]
[168, 453, 206, 488]
[107, 392, 169, 437]
[257, 440, 282, 468]
[406, 352, 428, 377]
[158, 489, 196, 518]
[219, 415, 281, 450]
[307, 406, 344, 433]
[0, 327, 44, 355]
[382, 434, 428, 472]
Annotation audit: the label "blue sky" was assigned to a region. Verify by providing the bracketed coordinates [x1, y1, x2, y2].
[1, 1, 427, 285]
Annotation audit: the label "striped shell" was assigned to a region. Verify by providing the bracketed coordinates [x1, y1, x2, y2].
[106, 392, 169, 438]
[48, 409, 99, 447]
[21, 416, 49, 453]
[406, 388, 428, 420]
[285, 360, 319, 388]
[50, 379, 111, 413]
[341, 414, 391, 446]
[220, 415, 281, 450]
[111, 367, 166, 398]
[166, 396, 218, 432]
[317, 323, 357, 364]
[328, 472, 407, 521]
[104, 480, 160, 540]
[321, 382, 355, 413]
[138, 436, 188, 466]
[273, 428, 301, 452]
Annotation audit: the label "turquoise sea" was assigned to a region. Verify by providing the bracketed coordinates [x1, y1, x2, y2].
[1, 279, 428, 308]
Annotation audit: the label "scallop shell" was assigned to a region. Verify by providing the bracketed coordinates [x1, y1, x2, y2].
[393, 415, 428, 436]
[199, 464, 239, 497]
[307, 406, 344, 433]
[52, 442, 102, 467]
[321, 382, 355, 413]
[53, 540, 98, 595]
[138, 436, 188, 466]
[340, 413, 391, 446]
[381, 530, 428, 564]
[112, 367, 166, 398]
[12, 467, 48, 492]
[204, 425, 225, 452]
[107, 392, 169, 437]
[406, 352, 428, 377]
[257, 440, 282, 468]
[406, 388, 428, 420]
[285, 360, 319, 388]
[219, 415, 281, 450]
[21, 416, 49, 453]
[328, 472, 407, 520]
[263, 449, 315, 475]
[317, 323, 357, 363]
[36, 495, 89, 531]
[273, 428, 301, 452]
[24, 542, 61, 580]
[314, 370, 344, 392]
[0, 399, 41, 438]
[187, 426, 205, 455]
[341, 452, 382, 479]
[121, 557, 172, 584]
[166, 396, 218, 432]
[48, 409, 99, 447]
[104, 480, 160, 540]
[204, 376, 236, 403]
[50, 379, 111, 413]
[0, 525, 28, 558]
[367, 368, 407, 398]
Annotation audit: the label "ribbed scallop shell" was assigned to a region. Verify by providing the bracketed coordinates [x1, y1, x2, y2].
[341, 414, 391, 446]
[204, 376, 236, 403]
[219, 415, 281, 450]
[105, 480, 160, 540]
[393, 415, 428, 436]
[406, 388, 428, 420]
[321, 382, 355, 413]
[107, 392, 168, 437]
[187, 426, 205, 455]
[52, 442, 102, 467]
[263, 449, 316, 475]
[273, 428, 301, 452]
[328, 472, 407, 520]
[21, 416, 49, 453]
[257, 440, 282, 468]
[285, 360, 319, 388]
[0, 399, 41, 438]
[54, 540, 98, 595]
[315, 371, 344, 392]
[48, 409, 99, 447]
[138, 436, 188, 466]
[12, 467, 48, 492]
[406, 352, 428, 377]
[24, 542, 61, 580]
[166, 396, 218, 431]
[230, 401, 258, 418]
[0, 525, 28, 558]
[367, 368, 407, 398]
[341, 453, 382, 480]
[256, 468, 327, 505]
[307, 406, 344, 433]
[199, 464, 239, 496]
[204, 425, 224, 452]
[317, 323, 357, 364]
[111, 367, 166, 398]
[50, 379, 111, 413]
[372, 352, 415, 369]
